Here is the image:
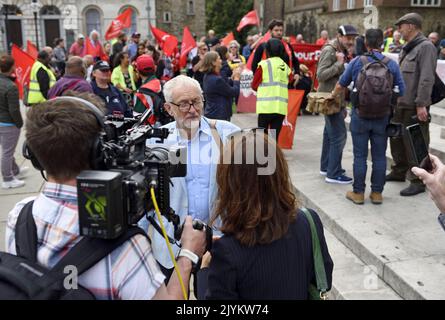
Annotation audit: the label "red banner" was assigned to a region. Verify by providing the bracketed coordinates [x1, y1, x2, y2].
[221, 32, 235, 47]
[278, 90, 304, 150]
[292, 43, 323, 90]
[105, 8, 132, 40]
[26, 41, 38, 60]
[180, 27, 196, 69]
[149, 24, 179, 57]
[11, 45, 35, 99]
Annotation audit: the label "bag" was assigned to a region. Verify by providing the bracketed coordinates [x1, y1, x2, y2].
[307, 92, 341, 115]
[0, 201, 148, 300]
[432, 72, 445, 105]
[353, 55, 394, 119]
[300, 208, 329, 300]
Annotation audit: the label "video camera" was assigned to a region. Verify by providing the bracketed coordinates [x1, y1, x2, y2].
[76, 109, 212, 247]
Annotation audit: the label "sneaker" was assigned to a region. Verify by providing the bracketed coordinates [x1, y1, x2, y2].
[370, 192, 383, 204]
[14, 166, 30, 180]
[325, 175, 353, 184]
[346, 191, 364, 205]
[320, 169, 346, 177]
[2, 178, 25, 189]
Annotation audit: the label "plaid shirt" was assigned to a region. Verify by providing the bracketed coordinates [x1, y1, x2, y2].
[5, 183, 165, 300]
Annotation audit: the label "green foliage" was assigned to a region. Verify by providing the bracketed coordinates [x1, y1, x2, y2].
[206, 0, 256, 46]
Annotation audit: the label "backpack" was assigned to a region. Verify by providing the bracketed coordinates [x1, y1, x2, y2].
[0, 201, 148, 300]
[353, 55, 394, 119]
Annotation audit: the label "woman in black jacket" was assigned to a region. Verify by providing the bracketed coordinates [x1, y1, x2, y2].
[197, 130, 333, 300]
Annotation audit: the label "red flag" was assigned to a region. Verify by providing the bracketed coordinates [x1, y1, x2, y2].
[149, 24, 178, 57]
[278, 90, 305, 150]
[221, 32, 235, 47]
[85, 37, 96, 56]
[179, 27, 197, 69]
[26, 41, 38, 60]
[11, 44, 36, 99]
[237, 10, 259, 32]
[245, 31, 271, 70]
[105, 8, 133, 40]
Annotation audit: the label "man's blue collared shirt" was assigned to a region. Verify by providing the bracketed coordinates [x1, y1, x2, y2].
[339, 50, 406, 98]
[178, 120, 212, 222]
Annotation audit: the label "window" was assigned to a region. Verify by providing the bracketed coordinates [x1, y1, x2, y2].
[40, 5, 61, 15]
[333, 0, 340, 11]
[163, 11, 172, 23]
[85, 8, 101, 36]
[187, 1, 195, 15]
[363, 0, 373, 6]
[120, 6, 138, 34]
[411, 0, 441, 6]
[347, 0, 355, 9]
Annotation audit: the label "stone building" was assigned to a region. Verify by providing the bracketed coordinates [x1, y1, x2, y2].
[0, 0, 206, 53]
[255, 0, 445, 43]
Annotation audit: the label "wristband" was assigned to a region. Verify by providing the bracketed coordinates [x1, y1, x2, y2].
[178, 248, 199, 265]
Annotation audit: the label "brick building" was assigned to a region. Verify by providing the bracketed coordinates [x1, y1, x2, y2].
[0, 0, 206, 53]
[255, 0, 445, 43]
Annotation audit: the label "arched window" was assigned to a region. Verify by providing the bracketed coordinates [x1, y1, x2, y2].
[187, 1, 195, 15]
[40, 5, 61, 15]
[0, 5, 22, 15]
[119, 6, 138, 34]
[1, 5, 24, 50]
[85, 7, 101, 36]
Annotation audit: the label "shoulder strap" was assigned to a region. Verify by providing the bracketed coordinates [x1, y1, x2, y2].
[300, 208, 328, 294]
[206, 119, 223, 156]
[48, 227, 148, 278]
[15, 201, 38, 262]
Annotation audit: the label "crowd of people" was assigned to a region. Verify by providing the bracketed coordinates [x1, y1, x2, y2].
[0, 11, 444, 300]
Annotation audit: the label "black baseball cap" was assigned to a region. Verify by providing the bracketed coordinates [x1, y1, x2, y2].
[338, 25, 359, 36]
[93, 60, 111, 72]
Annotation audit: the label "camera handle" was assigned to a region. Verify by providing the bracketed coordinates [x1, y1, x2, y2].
[147, 207, 182, 246]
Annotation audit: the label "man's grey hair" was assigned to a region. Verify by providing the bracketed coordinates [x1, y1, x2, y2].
[163, 75, 203, 103]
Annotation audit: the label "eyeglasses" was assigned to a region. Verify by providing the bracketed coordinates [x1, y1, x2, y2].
[169, 99, 204, 112]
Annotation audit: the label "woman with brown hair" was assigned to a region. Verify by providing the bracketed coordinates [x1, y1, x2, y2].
[197, 130, 333, 299]
[201, 51, 240, 121]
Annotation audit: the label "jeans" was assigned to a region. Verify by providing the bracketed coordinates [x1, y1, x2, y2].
[0, 126, 21, 182]
[320, 110, 347, 178]
[350, 108, 390, 193]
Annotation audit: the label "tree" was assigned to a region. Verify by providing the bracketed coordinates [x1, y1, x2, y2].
[206, 0, 255, 45]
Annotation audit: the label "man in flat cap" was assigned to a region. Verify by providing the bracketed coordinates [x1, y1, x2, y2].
[386, 13, 438, 196]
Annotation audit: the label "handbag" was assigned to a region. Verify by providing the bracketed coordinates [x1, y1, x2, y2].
[307, 92, 341, 116]
[300, 208, 329, 300]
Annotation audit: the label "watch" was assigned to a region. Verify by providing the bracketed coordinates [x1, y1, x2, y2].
[178, 249, 199, 266]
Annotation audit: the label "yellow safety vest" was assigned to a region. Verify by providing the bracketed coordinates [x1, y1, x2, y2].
[383, 37, 405, 53]
[28, 61, 56, 104]
[256, 57, 290, 115]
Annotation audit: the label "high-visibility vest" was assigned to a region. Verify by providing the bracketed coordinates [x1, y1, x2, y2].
[383, 37, 405, 52]
[28, 61, 56, 104]
[256, 57, 290, 115]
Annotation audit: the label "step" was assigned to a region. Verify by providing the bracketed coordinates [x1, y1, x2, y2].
[232, 112, 445, 300]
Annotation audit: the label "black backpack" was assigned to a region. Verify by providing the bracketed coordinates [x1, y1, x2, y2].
[353, 54, 394, 119]
[0, 201, 147, 300]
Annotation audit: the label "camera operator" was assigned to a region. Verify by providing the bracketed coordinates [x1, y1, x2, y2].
[5, 93, 206, 300]
[140, 75, 240, 277]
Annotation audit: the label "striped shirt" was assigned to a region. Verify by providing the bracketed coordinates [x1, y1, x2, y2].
[5, 182, 165, 300]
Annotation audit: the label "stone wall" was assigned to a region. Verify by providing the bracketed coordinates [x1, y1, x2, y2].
[156, 0, 206, 40]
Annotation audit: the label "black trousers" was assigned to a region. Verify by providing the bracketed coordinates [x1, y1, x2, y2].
[258, 113, 285, 141]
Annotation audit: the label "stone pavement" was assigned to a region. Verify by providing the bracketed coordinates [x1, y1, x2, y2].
[231, 112, 445, 300]
[1, 107, 444, 299]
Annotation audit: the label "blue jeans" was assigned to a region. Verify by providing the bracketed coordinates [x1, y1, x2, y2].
[350, 108, 389, 193]
[320, 110, 347, 179]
